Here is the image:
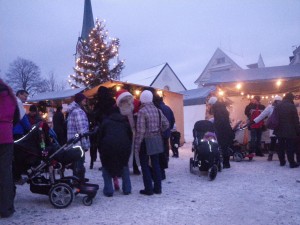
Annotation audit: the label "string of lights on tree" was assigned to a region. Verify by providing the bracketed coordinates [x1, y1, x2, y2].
[68, 19, 124, 89]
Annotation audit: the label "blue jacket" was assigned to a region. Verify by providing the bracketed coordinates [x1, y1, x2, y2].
[13, 114, 31, 135]
[159, 102, 175, 138]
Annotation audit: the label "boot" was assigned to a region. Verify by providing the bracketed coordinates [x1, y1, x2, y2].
[223, 156, 231, 169]
[89, 161, 94, 169]
[267, 152, 273, 161]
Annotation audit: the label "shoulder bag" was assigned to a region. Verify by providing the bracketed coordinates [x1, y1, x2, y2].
[145, 109, 164, 155]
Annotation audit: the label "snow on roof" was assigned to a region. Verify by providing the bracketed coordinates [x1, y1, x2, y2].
[221, 48, 249, 69]
[27, 88, 86, 102]
[120, 63, 166, 86]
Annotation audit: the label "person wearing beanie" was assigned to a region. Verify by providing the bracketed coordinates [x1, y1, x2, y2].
[208, 97, 234, 169]
[66, 92, 90, 182]
[74, 93, 87, 104]
[115, 89, 141, 175]
[208, 96, 218, 105]
[273, 92, 300, 168]
[253, 96, 282, 161]
[134, 90, 170, 195]
[244, 95, 266, 157]
[27, 105, 42, 126]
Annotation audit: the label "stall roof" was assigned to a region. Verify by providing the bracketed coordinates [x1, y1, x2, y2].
[203, 64, 300, 85]
[201, 64, 300, 95]
[83, 80, 183, 98]
[27, 88, 86, 102]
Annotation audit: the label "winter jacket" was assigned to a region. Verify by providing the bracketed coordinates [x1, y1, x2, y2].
[159, 101, 175, 139]
[67, 101, 90, 150]
[0, 87, 17, 144]
[244, 102, 266, 129]
[254, 101, 282, 137]
[134, 102, 170, 153]
[211, 101, 234, 147]
[13, 114, 31, 136]
[53, 110, 67, 145]
[274, 99, 300, 139]
[98, 112, 132, 177]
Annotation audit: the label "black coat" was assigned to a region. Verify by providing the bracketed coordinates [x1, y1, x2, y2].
[274, 99, 300, 138]
[98, 112, 132, 177]
[211, 102, 234, 147]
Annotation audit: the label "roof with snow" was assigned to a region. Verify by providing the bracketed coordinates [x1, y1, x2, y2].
[27, 88, 86, 102]
[121, 63, 186, 91]
[180, 86, 216, 106]
[121, 63, 166, 86]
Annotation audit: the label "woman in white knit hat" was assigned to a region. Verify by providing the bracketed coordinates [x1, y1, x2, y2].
[134, 90, 169, 195]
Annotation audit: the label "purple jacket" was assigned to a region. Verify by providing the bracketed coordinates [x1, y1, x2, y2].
[0, 86, 17, 144]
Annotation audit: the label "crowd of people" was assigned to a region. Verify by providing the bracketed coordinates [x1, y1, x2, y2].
[0, 82, 180, 218]
[207, 93, 300, 169]
[2, 78, 300, 219]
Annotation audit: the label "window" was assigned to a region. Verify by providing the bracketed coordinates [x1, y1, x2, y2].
[216, 57, 225, 64]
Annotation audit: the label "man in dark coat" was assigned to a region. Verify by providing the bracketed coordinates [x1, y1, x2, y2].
[208, 96, 234, 168]
[52, 106, 67, 146]
[274, 92, 300, 168]
[153, 94, 175, 180]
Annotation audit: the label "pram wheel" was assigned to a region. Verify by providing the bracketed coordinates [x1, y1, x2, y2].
[208, 165, 218, 181]
[49, 183, 74, 209]
[82, 196, 93, 206]
[233, 152, 243, 162]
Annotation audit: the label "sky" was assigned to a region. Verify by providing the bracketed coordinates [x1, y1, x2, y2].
[0, 0, 300, 90]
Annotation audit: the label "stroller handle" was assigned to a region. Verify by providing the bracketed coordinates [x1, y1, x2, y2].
[67, 126, 99, 145]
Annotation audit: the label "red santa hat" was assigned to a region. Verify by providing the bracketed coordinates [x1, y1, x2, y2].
[115, 89, 133, 106]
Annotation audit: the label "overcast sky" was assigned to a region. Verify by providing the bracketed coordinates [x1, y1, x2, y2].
[1, 0, 299, 90]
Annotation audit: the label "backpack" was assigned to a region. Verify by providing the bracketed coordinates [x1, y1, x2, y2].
[250, 106, 264, 129]
[265, 106, 279, 130]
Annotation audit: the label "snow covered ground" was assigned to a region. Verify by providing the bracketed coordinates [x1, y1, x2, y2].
[4, 142, 300, 225]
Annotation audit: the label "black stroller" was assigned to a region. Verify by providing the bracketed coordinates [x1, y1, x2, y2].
[190, 120, 222, 181]
[13, 121, 99, 208]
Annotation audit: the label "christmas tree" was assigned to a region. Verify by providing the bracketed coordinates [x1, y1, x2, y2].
[69, 19, 124, 88]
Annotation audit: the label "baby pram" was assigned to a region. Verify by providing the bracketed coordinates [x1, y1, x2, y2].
[13, 121, 99, 208]
[229, 121, 254, 162]
[190, 120, 221, 181]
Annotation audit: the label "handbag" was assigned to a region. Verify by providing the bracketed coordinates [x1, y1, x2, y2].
[266, 106, 279, 130]
[144, 109, 164, 156]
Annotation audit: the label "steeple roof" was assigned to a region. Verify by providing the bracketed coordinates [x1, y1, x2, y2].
[81, 0, 94, 40]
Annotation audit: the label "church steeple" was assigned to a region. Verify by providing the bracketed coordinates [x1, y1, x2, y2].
[81, 0, 94, 40]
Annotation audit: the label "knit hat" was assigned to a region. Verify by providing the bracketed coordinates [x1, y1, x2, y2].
[273, 96, 282, 101]
[74, 93, 87, 103]
[140, 90, 153, 103]
[29, 105, 38, 112]
[115, 89, 133, 106]
[208, 96, 217, 105]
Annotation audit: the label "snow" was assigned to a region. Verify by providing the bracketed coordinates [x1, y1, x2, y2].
[4, 142, 300, 225]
